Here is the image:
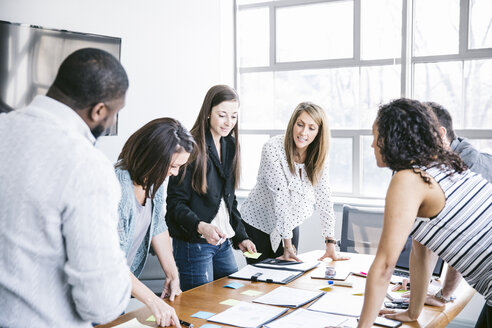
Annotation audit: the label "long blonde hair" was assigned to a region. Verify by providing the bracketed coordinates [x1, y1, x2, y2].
[284, 102, 330, 185]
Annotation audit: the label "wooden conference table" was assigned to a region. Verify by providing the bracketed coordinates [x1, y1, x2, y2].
[98, 250, 475, 328]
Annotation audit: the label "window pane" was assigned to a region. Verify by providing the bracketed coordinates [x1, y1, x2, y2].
[274, 68, 359, 129]
[469, 0, 492, 49]
[413, 61, 463, 128]
[239, 72, 274, 129]
[276, 1, 353, 62]
[414, 0, 460, 56]
[237, 0, 269, 5]
[361, 0, 402, 60]
[237, 8, 269, 67]
[239, 134, 272, 190]
[361, 136, 392, 197]
[360, 65, 401, 128]
[329, 138, 352, 194]
[464, 60, 492, 129]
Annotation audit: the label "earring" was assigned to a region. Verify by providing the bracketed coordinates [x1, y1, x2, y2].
[207, 116, 210, 119]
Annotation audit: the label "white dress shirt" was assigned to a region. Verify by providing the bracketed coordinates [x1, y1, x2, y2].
[241, 135, 335, 251]
[0, 96, 131, 327]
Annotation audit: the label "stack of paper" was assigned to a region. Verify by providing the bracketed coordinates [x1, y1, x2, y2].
[207, 301, 287, 328]
[229, 265, 302, 284]
[308, 293, 364, 317]
[264, 308, 350, 328]
[253, 286, 324, 308]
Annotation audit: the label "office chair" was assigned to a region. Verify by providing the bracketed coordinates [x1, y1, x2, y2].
[340, 204, 385, 255]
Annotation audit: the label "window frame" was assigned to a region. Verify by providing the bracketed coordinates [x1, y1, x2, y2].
[234, 0, 492, 198]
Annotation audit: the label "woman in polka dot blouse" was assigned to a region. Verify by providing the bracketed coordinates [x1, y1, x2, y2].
[241, 102, 349, 263]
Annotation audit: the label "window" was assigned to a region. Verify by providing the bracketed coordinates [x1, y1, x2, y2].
[236, 0, 492, 198]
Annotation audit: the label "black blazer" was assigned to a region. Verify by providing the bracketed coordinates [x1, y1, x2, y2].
[166, 130, 249, 246]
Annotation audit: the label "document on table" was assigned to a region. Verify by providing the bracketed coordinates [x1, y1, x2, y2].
[207, 301, 288, 328]
[253, 286, 324, 308]
[264, 308, 350, 328]
[308, 293, 364, 317]
[254, 259, 320, 272]
[113, 318, 148, 327]
[229, 265, 302, 284]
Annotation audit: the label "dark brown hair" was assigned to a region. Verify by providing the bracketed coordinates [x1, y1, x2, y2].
[376, 98, 466, 183]
[190, 85, 240, 194]
[116, 117, 195, 199]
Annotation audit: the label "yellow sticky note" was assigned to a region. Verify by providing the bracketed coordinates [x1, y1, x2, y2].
[243, 251, 262, 259]
[319, 286, 332, 292]
[241, 289, 263, 296]
[220, 298, 242, 306]
[146, 315, 155, 322]
[352, 290, 364, 296]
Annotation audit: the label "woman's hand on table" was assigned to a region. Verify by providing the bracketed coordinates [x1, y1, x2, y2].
[318, 243, 350, 261]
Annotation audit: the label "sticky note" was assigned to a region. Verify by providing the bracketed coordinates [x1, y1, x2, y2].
[352, 290, 364, 296]
[224, 282, 244, 289]
[241, 289, 263, 296]
[243, 251, 262, 259]
[319, 286, 332, 292]
[191, 311, 215, 319]
[200, 324, 222, 328]
[146, 315, 155, 322]
[220, 298, 242, 306]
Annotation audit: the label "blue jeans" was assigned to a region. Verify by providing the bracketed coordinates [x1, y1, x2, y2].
[173, 238, 238, 291]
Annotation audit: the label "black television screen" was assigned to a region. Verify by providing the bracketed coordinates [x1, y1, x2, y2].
[0, 20, 121, 135]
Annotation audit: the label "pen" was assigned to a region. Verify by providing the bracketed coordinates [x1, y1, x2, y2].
[328, 280, 353, 287]
[179, 319, 194, 328]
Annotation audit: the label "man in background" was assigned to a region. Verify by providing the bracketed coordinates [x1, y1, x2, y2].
[428, 101, 492, 182]
[0, 48, 131, 327]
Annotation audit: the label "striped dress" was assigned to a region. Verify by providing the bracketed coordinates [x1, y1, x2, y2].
[411, 166, 492, 306]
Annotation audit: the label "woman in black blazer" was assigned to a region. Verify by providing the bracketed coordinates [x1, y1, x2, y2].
[166, 85, 256, 291]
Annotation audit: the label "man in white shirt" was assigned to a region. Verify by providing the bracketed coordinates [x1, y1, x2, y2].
[0, 48, 132, 327]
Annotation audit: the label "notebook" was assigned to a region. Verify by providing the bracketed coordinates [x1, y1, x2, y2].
[252, 286, 325, 308]
[207, 301, 287, 328]
[391, 236, 444, 283]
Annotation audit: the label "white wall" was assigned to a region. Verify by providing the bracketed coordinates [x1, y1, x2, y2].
[0, 0, 233, 162]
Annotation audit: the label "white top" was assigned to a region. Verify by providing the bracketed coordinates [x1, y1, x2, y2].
[210, 198, 236, 238]
[241, 135, 335, 251]
[0, 96, 131, 327]
[127, 197, 153, 267]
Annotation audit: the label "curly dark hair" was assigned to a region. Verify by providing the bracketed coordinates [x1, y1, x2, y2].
[376, 98, 467, 183]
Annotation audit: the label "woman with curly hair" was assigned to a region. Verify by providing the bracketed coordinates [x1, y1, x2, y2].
[358, 98, 491, 328]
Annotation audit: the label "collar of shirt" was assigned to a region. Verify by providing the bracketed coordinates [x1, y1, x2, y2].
[24, 95, 96, 145]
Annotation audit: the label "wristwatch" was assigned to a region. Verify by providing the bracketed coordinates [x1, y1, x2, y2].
[324, 239, 337, 245]
[434, 289, 451, 303]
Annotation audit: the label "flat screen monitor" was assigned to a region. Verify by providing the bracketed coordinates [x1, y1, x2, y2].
[0, 20, 121, 135]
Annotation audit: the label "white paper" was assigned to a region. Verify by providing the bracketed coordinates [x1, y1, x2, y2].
[254, 261, 319, 272]
[113, 318, 148, 328]
[308, 293, 364, 317]
[208, 301, 287, 328]
[229, 265, 300, 283]
[264, 308, 350, 328]
[253, 286, 324, 308]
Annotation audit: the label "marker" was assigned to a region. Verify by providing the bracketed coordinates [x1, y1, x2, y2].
[179, 319, 194, 327]
[328, 280, 353, 287]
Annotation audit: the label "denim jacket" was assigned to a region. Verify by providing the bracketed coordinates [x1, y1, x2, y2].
[115, 168, 168, 277]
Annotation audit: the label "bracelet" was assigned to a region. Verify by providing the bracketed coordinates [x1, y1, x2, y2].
[324, 239, 337, 245]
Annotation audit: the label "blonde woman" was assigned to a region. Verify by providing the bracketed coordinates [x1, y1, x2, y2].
[241, 102, 349, 263]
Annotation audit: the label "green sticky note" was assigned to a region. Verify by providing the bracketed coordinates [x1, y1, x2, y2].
[220, 298, 242, 306]
[241, 289, 263, 296]
[243, 251, 262, 259]
[146, 315, 155, 322]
